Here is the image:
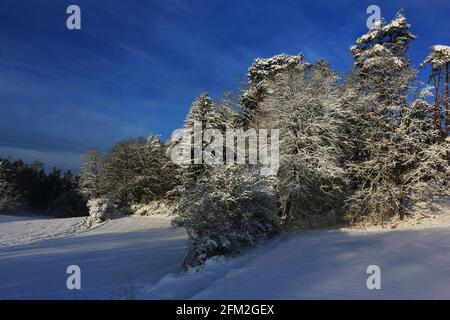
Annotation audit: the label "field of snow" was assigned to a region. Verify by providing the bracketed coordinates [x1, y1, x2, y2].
[143, 209, 450, 300]
[0, 215, 91, 248]
[1, 212, 450, 299]
[0, 215, 187, 299]
[144, 224, 450, 299]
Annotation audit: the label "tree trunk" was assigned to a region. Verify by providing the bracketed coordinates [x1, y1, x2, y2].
[445, 62, 449, 138]
[433, 68, 442, 138]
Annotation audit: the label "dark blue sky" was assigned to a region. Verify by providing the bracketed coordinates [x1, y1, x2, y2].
[0, 0, 448, 171]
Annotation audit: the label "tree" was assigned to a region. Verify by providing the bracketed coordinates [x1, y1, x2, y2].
[421, 45, 450, 138]
[178, 93, 224, 182]
[240, 53, 306, 129]
[0, 158, 88, 217]
[79, 148, 103, 199]
[50, 170, 88, 217]
[399, 96, 450, 205]
[345, 11, 449, 224]
[257, 60, 350, 226]
[0, 159, 21, 213]
[350, 10, 416, 113]
[99, 136, 179, 208]
[171, 89, 283, 267]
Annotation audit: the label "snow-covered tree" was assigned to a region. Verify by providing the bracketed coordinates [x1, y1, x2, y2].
[247, 53, 305, 85]
[258, 60, 350, 226]
[79, 148, 103, 199]
[217, 92, 241, 129]
[400, 97, 450, 204]
[185, 93, 222, 129]
[345, 12, 449, 224]
[421, 45, 450, 138]
[351, 10, 416, 113]
[0, 158, 87, 217]
[351, 10, 415, 58]
[240, 53, 306, 128]
[176, 93, 224, 182]
[345, 11, 413, 223]
[0, 159, 20, 213]
[171, 89, 282, 267]
[100, 136, 179, 208]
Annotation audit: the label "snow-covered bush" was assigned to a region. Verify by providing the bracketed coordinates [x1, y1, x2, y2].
[173, 165, 279, 268]
[130, 201, 172, 216]
[87, 198, 115, 223]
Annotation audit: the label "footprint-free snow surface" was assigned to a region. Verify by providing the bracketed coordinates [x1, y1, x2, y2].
[1, 214, 450, 299]
[0, 215, 187, 299]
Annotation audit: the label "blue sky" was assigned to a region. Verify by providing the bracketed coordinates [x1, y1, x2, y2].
[0, 0, 448, 171]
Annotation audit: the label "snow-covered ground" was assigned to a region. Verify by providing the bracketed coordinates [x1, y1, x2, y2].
[0, 215, 187, 299]
[0, 215, 91, 248]
[1, 211, 450, 299]
[143, 206, 450, 300]
[143, 224, 450, 299]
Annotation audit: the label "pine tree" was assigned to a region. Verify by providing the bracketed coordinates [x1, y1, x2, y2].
[0, 158, 88, 217]
[345, 11, 449, 224]
[0, 159, 21, 213]
[241, 53, 306, 129]
[351, 10, 416, 113]
[345, 11, 415, 224]
[421, 45, 450, 138]
[178, 93, 223, 182]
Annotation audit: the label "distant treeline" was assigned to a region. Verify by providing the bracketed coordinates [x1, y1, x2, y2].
[0, 158, 88, 217]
